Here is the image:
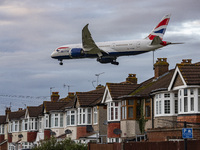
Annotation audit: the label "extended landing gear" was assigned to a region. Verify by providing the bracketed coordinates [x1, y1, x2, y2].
[111, 60, 119, 65]
[59, 60, 63, 65]
[111, 61, 119, 65]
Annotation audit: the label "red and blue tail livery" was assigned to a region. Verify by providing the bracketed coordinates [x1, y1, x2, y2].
[51, 14, 180, 65]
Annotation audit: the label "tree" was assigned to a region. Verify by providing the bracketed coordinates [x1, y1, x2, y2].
[32, 137, 87, 150]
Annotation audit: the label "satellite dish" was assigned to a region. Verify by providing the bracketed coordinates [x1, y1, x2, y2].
[65, 129, 72, 134]
[103, 120, 108, 125]
[18, 134, 23, 138]
[86, 125, 94, 132]
[50, 131, 56, 136]
[113, 128, 122, 135]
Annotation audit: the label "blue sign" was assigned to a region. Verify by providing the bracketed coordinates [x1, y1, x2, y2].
[182, 128, 193, 139]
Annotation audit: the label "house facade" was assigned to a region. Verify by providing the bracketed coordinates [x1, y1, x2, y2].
[1, 58, 200, 150]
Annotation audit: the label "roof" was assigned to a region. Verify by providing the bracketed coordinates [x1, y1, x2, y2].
[178, 63, 200, 85]
[8, 109, 26, 121]
[43, 101, 73, 113]
[27, 106, 43, 117]
[0, 116, 6, 124]
[106, 83, 140, 100]
[120, 69, 175, 98]
[76, 87, 105, 107]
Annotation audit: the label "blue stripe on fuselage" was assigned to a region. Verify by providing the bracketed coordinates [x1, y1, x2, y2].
[52, 51, 148, 60]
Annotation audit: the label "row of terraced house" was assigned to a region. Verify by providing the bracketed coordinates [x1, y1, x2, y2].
[1, 58, 200, 150]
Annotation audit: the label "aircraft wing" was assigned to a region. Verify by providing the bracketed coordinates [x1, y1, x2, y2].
[82, 24, 107, 57]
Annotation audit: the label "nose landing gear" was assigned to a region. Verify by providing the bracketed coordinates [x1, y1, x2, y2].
[59, 60, 63, 65]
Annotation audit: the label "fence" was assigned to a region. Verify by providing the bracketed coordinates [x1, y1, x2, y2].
[88, 140, 200, 150]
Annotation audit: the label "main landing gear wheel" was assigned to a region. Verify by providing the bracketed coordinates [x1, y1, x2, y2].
[59, 60, 63, 65]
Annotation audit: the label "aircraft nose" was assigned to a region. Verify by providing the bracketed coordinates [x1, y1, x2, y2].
[51, 51, 57, 58]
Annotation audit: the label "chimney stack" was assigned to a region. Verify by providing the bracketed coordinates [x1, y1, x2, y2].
[178, 59, 192, 66]
[126, 74, 137, 84]
[5, 107, 11, 115]
[154, 58, 169, 78]
[51, 92, 60, 102]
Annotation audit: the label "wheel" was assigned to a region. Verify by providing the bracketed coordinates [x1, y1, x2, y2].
[59, 62, 63, 65]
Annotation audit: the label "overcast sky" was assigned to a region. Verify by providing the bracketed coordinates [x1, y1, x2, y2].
[0, 0, 200, 114]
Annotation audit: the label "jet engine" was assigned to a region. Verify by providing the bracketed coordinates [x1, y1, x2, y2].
[97, 56, 119, 65]
[69, 48, 85, 58]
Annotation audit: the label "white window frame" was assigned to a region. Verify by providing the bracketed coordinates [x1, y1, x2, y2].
[107, 102, 121, 122]
[93, 107, 98, 124]
[155, 92, 178, 117]
[51, 113, 64, 128]
[78, 108, 92, 125]
[66, 110, 76, 126]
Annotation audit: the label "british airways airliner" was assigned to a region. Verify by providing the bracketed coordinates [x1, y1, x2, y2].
[51, 14, 178, 65]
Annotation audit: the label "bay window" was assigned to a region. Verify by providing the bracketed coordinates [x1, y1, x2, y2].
[108, 102, 120, 121]
[121, 101, 127, 120]
[51, 113, 64, 128]
[78, 108, 92, 125]
[179, 88, 197, 113]
[66, 110, 76, 126]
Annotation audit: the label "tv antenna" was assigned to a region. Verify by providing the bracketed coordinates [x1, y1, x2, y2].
[63, 84, 73, 93]
[95, 72, 104, 87]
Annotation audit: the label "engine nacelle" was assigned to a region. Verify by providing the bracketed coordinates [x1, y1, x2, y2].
[69, 48, 85, 58]
[97, 56, 119, 65]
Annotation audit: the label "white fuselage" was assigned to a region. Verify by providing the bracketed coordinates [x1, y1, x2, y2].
[51, 39, 163, 59]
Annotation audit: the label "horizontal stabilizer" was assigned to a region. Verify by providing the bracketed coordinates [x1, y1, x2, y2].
[151, 36, 162, 45]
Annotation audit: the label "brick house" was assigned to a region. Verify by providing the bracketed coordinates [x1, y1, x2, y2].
[0, 114, 7, 150]
[74, 87, 106, 143]
[101, 76, 140, 143]
[147, 59, 200, 141]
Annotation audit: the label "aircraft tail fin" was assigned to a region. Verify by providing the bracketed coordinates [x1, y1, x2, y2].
[146, 14, 171, 40]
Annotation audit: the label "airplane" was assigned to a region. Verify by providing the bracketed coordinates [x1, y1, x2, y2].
[51, 14, 179, 65]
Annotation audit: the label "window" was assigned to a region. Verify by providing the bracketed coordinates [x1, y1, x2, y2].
[51, 113, 64, 128]
[145, 99, 151, 118]
[164, 100, 170, 114]
[93, 107, 98, 124]
[39, 118, 42, 130]
[128, 100, 134, 119]
[55, 114, 58, 127]
[191, 97, 194, 111]
[0, 125, 4, 134]
[121, 101, 127, 120]
[156, 101, 158, 115]
[60, 114, 63, 127]
[45, 115, 49, 128]
[66, 110, 76, 126]
[108, 102, 120, 121]
[24, 119, 28, 131]
[174, 93, 178, 114]
[29, 118, 38, 131]
[78, 108, 92, 125]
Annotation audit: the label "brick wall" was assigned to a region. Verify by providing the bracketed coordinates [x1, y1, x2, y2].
[44, 129, 51, 140]
[177, 115, 200, 126]
[107, 122, 120, 138]
[154, 116, 177, 128]
[147, 128, 200, 142]
[77, 126, 87, 139]
[0, 135, 4, 143]
[27, 131, 37, 142]
[8, 133, 12, 143]
[147, 129, 182, 142]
